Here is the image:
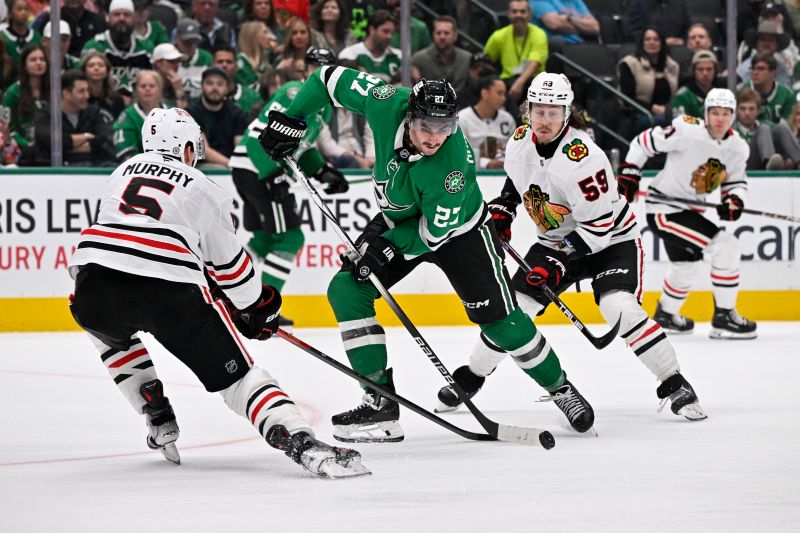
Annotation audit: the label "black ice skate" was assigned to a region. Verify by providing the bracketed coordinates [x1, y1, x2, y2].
[709, 307, 757, 340]
[541, 380, 595, 433]
[653, 303, 694, 334]
[331, 368, 404, 443]
[435, 365, 486, 413]
[140, 379, 181, 464]
[656, 373, 707, 421]
[266, 425, 371, 478]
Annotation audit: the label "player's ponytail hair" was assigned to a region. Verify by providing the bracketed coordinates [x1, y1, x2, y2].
[567, 106, 587, 131]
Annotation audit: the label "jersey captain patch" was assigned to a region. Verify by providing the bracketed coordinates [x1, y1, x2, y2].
[513, 125, 528, 140]
[523, 184, 571, 232]
[562, 139, 589, 162]
[372, 84, 396, 99]
[444, 171, 465, 194]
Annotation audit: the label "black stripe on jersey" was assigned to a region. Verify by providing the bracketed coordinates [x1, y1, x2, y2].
[613, 204, 630, 226]
[424, 203, 488, 248]
[246, 384, 279, 413]
[77, 241, 202, 271]
[648, 130, 657, 153]
[321, 65, 338, 86]
[613, 223, 637, 238]
[100, 223, 197, 255]
[621, 317, 649, 339]
[579, 211, 614, 225]
[633, 332, 667, 356]
[216, 267, 255, 289]
[205, 248, 245, 271]
[579, 224, 613, 237]
[264, 257, 291, 275]
[721, 181, 747, 190]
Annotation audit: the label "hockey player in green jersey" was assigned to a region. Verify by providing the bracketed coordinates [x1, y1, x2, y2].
[228, 47, 349, 328]
[259, 67, 595, 442]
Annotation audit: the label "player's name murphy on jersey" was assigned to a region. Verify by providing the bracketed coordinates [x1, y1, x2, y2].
[121, 159, 197, 188]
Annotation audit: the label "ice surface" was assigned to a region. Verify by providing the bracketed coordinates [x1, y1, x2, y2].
[1, 324, 798, 532]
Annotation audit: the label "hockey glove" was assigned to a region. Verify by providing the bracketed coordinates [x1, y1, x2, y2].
[343, 234, 397, 282]
[258, 110, 307, 159]
[235, 285, 282, 340]
[315, 164, 349, 194]
[617, 163, 642, 203]
[487, 195, 517, 241]
[717, 193, 744, 221]
[525, 246, 568, 297]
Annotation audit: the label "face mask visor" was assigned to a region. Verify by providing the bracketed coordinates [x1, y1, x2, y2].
[408, 116, 458, 136]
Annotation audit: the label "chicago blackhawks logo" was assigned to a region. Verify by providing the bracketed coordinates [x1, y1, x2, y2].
[690, 158, 728, 193]
[372, 85, 396, 99]
[682, 115, 699, 124]
[513, 125, 528, 141]
[523, 184, 571, 232]
[444, 171, 465, 193]
[562, 139, 589, 162]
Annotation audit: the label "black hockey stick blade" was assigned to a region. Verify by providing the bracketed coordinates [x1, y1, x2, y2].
[500, 239, 620, 349]
[276, 329, 555, 449]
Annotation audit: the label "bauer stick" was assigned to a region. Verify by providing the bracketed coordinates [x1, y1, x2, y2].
[500, 239, 620, 349]
[641, 191, 800, 223]
[283, 156, 553, 446]
[276, 329, 555, 448]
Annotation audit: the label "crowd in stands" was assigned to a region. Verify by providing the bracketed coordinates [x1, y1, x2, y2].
[0, 0, 799, 171]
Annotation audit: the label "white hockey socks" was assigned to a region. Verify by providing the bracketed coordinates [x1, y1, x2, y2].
[220, 366, 312, 440]
[90, 333, 158, 413]
[658, 261, 698, 315]
[707, 231, 740, 309]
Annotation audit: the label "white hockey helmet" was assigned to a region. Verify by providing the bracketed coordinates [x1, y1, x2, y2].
[704, 88, 736, 114]
[142, 107, 205, 167]
[526, 72, 574, 133]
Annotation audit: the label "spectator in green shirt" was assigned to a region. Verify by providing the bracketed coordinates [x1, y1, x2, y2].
[671, 50, 721, 119]
[739, 52, 796, 125]
[2, 43, 49, 149]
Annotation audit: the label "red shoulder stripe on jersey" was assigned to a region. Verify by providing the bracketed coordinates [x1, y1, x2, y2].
[208, 254, 252, 282]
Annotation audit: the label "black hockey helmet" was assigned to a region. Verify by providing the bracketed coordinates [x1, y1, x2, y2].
[305, 47, 337, 67]
[407, 78, 458, 135]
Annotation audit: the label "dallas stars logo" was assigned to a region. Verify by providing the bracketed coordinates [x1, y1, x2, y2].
[372, 85, 397, 100]
[444, 171, 465, 194]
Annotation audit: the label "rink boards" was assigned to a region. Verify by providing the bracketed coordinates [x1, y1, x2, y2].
[0, 170, 798, 330]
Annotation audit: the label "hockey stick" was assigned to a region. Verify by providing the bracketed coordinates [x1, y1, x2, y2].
[640, 190, 800, 223]
[500, 239, 620, 349]
[276, 329, 555, 448]
[282, 156, 554, 447]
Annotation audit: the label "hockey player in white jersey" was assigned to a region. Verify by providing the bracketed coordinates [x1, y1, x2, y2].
[438, 73, 707, 421]
[618, 88, 757, 340]
[68, 108, 369, 478]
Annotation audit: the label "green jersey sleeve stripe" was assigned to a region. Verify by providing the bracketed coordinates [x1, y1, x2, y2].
[321, 65, 345, 108]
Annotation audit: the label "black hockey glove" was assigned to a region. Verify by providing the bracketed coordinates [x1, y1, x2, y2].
[487, 195, 517, 241]
[258, 110, 307, 159]
[315, 164, 349, 194]
[617, 163, 642, 203]
[717, 193, 744, 221]
[235, 285, 282, 340]
[525, 245, 568, 297]
[343, 234, 397, 282]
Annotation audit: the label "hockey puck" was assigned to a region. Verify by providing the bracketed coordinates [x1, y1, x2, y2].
[539, 431, 555, 450]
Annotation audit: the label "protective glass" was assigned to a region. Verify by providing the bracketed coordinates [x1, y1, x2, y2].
[409, 116, 457, 136]
[528, 105, 565, 124]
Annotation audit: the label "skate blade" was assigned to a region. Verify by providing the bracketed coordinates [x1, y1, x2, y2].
[662, 328, 694, 335]
[332, 421, 404, 443]
[677, 403, 708, 421]
[434, 401, 460, 413]
[159, 442, 181, 465]
[709, 328, 757, 340]
[318, 459, 372, 479]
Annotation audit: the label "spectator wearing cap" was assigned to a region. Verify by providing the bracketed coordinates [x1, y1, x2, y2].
[1, 0, 41, 67]
[411, 16, 471, 92]
[739, 52, 795, 126]
[43, 20, 81, 73]
[190, 0, 236, 53]
[458, 75, 516, 169]
[213, 45, 262, 114]
[187, 67, 247, 167]
[81, 0, 154, 96]
[671, 50, 723, 119]
[35, 0, 106, 58]
[113, 69, 166, 160]
[531, 0, 599, 45]
[456, 52, 497, 110]
[174, 18, 213, 100]
[737, 20, 793, 86]
[81, 50, 125, 122]
[624, 0, 691, 46]
[133, 0, 169, 48]
[484, 0, 547, 116]
[237, 21, 274, 90]
[152, 43, 188, 108]
[28, 69, 116, 166]
[339, 9, 402, 84]
[734, 86, 798, 170]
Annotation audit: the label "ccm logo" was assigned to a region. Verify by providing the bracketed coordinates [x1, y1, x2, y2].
[269, 122, 303, 138]
[461, 299, 490, 309]
[596, 268, 629, 279]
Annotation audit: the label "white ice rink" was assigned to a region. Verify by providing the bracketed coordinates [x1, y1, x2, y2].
[1, 323, 798, 533]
